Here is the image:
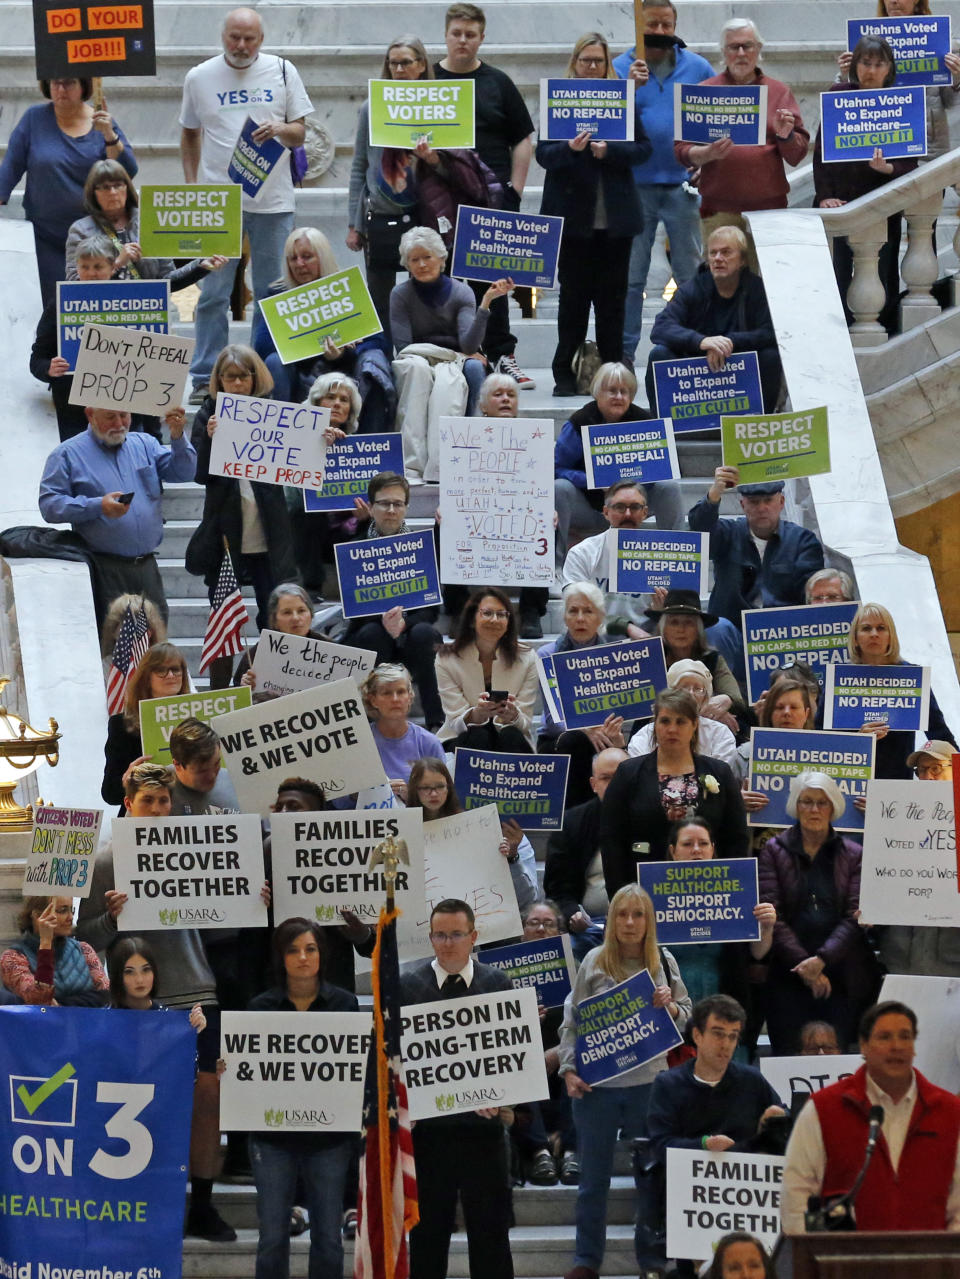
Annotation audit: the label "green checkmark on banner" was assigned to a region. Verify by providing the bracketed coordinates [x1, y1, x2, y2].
[16, 1061, 76, 1115]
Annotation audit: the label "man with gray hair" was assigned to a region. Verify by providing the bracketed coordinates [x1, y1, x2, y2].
[805, 568, 856, 605]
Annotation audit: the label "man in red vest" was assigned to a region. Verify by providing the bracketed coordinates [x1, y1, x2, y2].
[782, 1000, 960, 1232]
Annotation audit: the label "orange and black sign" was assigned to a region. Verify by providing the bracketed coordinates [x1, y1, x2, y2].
[33, 0, 156, 77]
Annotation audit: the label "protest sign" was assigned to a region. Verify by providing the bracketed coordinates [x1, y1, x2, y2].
[453, 748, 569, 831]
[879, 973, 960, 1091]
[747, 728, 874, 833]
[258, 266, 382, 362]
[540, 77, 634, 140]
[139, 686, 252, 763]
[666, 1149, 784, 1257]
[227, 116, 286, 198]
[607, 528, 708, 596]
[674, 82, 768, 145]
[720, 406, 831, 484]
[400, 986, 547, 1119]
[335, 529, 442, 617]
[581, 417, 679, 490]
[849, 15, 953, 86]
[210, 392, 329, 489]
[451, 206, 563, 289]
[212, 680, 386, 816]
[68, 322, 193, 414]
[111, 814, 267, 930]
[576, 968, 683, 1085]
[33, 0, 156, 78]
[639, 858, 760, 945]
[355, 782, 404, 810]
[439, 415, 555, 586]
[537, 652, 563, 726]
[252, 629, 374, 697]
[220, 1011, 371, 1131]
[57, 280, 168, 369]
[23, 806, 102, 898]
[481, 934, 576, 1008]
[759, 1054, 861, 1111]
[820, 86, 927, 163]
[303, 432, 404, 512]
[269, 807, 425, 924]
[824, 663, 930, 732]
[859, 780, 960, 926]
[742, 601, 859, 702]
[0, 1005, 192, 1279]
[551, 638, 667, 730]
[138, 184, 242, 257]
[652, 353, 763, 432]
[368, 78, 475, 148]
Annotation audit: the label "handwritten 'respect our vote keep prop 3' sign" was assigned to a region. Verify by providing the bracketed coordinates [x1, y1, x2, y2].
[820, 86, 927, 163]
[653, 353, 763, 433]
[674, 82, 768, 145]
[210, 392, 329, 489]
[368, 78, 475, 148]
[540, 78, 634, 140]
[848, 16, 953, 87]
[258, 267, 383, 363]
[138, 184, 242, 257]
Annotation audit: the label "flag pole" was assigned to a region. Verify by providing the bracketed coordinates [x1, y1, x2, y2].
[634, 0, 646, 62]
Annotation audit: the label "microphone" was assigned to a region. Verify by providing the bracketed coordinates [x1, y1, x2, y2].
[864, 1105, 884, 1157]
[804, 1105, 884, 1232]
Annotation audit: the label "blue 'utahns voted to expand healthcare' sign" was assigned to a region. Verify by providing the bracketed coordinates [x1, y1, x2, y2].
[539, 78, 635, 140]
[674, 82, 768, 145]
[581, 417, 679, 490]
[652, 353, 763, 433]
[747, 727, 875, 833]
[335, 529, 442, 618]
[451, 205, 563, 289]
[549, 637, 668, 730]
[824, 663, 931, 732]
[576, 968, 683, 1085]
[741, 601, 860, 702]
[304, 432, 404, 512]
[453, 748, 569, 831]
[820, 86, 927, 163]
[639, 858, 761, 946]
[848, 16, 953, 87]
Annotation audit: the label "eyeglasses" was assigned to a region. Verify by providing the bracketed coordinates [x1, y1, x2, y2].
[607, 502, 648, 515]
[478, 609, 510, 620]
[388, 57, 421, 69]
[725, 40, 758, 51]
[418, 783, 448, 794]
[525, 918, 559, 933]
[96, 182, 128, 192]
[429, 931, 471, 943]
[797, 797, 832, 810]
[154, 665, 183, 677]
[576, 55, 606, 66]
[373, 499, 407, 510]
[915, 761, 948, 778]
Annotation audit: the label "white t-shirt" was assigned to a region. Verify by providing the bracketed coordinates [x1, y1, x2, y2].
[179, 52, 313, 214]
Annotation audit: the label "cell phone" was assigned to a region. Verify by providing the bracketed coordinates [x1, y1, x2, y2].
[118, 492, 135, 505]
[489, 689, 509, 702]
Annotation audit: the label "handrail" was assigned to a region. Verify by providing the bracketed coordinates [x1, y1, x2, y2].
[815, 148, 960, 232]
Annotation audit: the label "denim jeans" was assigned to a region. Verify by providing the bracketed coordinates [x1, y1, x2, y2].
[623, 183, 703, 363]
[250, 1136, 351, 1279]
[191, 210, 295, 387]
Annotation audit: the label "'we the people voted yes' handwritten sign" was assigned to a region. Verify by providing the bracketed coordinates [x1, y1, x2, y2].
[210, 393, 329, 488]
[859, 780, 960, 926]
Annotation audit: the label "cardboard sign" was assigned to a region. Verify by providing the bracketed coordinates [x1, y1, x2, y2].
[652, 353, 763, 433]
[666, 1150, 784, 1256]
[639, 858, 761, 945]
[453, 748, 569, 831]
[878, 973, 960, 1091]
[335, 529, 442, 618]
[258, 267, 382, 363]
[607, 528, 709, 596]
[251, 630, 375, 697]
[438, 415, 555, 587]
[139, 686, 252, 764]
[211, 680, 386, 816]
[742, 601, 859, 702]
[400, 986, 547, 1119]
[759, 1054, 861, 1109]
[550, 637, 667, 730]
[581, 417, 679, 490]
[575, 968, 683, 1085]
[450, 206, 563, 289]
[210, 392, 329, 489]
[269, 807, 425, 925]
[823, 663, 931, 732]
[849, 15, 953, 86]
[303, 432, 404, 512]
[67, 322, 193, 414]
[720, 406, 831, 485]
[227, 116, 286, 198]
[23, 806, 102, 898]
[480, 934, 576, 1008]
[367, 78, 475, 148]
[220, 1011, 370, 1131]
[540, 77, 634, 140]
[820, 86, 927, 162]
[33, 0, 156, 78]
[860, 780, 960, 926]
[57, 280, 168, 369]
[111, 814, 267, 930]
[674, 82, 768, 145]
[138, 184, 242, 258]
[747, 728, 874, 833]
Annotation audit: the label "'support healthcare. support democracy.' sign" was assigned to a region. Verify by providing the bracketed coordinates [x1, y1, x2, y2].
[652, 353, 763, 433]
[138, 184, 242, 257]
[451, 205, 563, 289]
[639, 858, 760, 946]
[576, 968, 683, 1085]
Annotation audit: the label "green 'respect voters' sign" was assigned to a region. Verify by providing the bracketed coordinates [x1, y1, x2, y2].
[258, 267, 383, 363]
[720, 406, 831, 484]
[139, 687, 252, 762]
[138, 185, 243, 257]
[367, 78, 475, 148]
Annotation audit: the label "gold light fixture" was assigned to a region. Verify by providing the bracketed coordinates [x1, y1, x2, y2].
[0, 678, 61, 831]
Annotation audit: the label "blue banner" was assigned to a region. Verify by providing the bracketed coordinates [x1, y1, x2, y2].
[848, 16, 953, 87]
[0, 1006, 194, 1279]
[481, 935, 576, 1008]
[227, 115, 286, 197]
[451, 205, 563, 289]
[652, 353, 763, 433]
[576, 968, 682, 1084]
[453, 747, 569, 831]
[539, 78, 634, 140]
[581, 417, 679, 490]
[335, 529, 442, 617]
[673, 82, 768, 145]
[823, 663, 930, 732]
[303, 432, 405, 512]
[57, 281, 169, 369]
[820, 86, 927, 162]
[747, 727, 875, 832]
[640, 857, 760, 945]
[608, 529, 708, 596]
[742, 601, 860, 702]
[550, 637, 667, 730]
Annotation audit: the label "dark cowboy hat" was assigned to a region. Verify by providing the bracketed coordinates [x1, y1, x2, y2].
[644, 589, 718, 629]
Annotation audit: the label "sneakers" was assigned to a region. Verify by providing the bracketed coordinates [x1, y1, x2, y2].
[342, 1207, 358, 1239]
[496, 354, 536, 390]
[529, 1148, 559, 1185]
[559, 1149, 580, 1185]
[289, 1207, 308, 1237]
[185, 1204, 237, 1242]
[188, 383, 209, 405]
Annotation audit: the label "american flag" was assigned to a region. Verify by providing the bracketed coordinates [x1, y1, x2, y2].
[354, 907, 418, 1279]
[105, 601, 150, 715]
[199, 555, 249, 673]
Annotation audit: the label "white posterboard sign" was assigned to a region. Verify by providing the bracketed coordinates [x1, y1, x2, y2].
[68, 323, 194, 414]
[758, 1054, 861, 1109]
[878, 973, 960, 1092]
[859, 780, 960, 926]
[666, 1149, 785, 1256]
[251, 629, 376, 697]
[210, 393, 329, 489]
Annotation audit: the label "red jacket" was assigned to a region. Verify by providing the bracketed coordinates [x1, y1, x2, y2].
[812, 1064, 960, 1231]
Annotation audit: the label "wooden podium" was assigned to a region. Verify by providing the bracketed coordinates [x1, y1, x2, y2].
[781, 1232, 960, 1279]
